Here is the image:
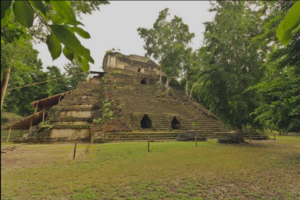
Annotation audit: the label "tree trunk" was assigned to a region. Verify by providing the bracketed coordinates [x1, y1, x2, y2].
[236, 126, 244, 143]
[1, 67, 11, 111]
[185, 73, 189, 96]
[165, 76, 170, 91]
[189, 84, 194, 98]
[158, 65, 163, 85]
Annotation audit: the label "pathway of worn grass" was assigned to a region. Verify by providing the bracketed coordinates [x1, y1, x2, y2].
[1, 136, 300, 199]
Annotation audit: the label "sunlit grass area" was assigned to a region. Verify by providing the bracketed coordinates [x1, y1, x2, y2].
[1, 136, 300, 199]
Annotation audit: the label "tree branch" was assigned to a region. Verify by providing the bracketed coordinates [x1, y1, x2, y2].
[27, 0, 52, 34]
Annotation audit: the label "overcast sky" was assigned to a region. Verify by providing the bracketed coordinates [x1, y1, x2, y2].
[33, 1, 215, 72]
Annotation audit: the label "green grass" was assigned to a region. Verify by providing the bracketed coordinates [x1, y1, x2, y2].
[1, 137, 300, 199]
[1, 112, 22, 126]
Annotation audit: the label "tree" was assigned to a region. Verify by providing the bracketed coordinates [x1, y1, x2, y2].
[2, 41, 49, 116]
[198, 1, 265, 141]
[137, 8, 194, 88]
[46, 66, 68, 96]
[64, 61, 88, 90]
[250, 1, 300, 133]
[137, 8, 170, 85]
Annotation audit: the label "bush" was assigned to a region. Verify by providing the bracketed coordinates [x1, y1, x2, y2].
[218, 135, 243, 144]
[176, 132, 207, 141]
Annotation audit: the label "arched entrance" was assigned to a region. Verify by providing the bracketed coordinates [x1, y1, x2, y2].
[141, 78, 147, 85]
[140, 115, 152, 129]
[171, 117, 180, 129]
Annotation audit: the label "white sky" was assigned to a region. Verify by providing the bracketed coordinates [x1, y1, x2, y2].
[33, 1, 215, 72]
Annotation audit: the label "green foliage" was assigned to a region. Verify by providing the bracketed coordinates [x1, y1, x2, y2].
[1, 1, 12, 20]
[1, 40, 49, 116]
[276, 1, 300, 46]
[50, 1, 77, 26]
[63, 47, 74, 61]
[198, 1, 265, 131]
[251, 1, 300, 132]
[93, 99, 115, 125]
[63, 61, 88, 89]
[13, 1, 34, 28]
[46, 35, 62, 60]
[46, 66, 68, 96]
[137, 8, 195, 85]
[1, 1, 102, 71]
[30, 1, 46, 16]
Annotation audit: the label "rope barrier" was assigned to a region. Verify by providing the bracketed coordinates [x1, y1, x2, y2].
[7, 72, 88, 91]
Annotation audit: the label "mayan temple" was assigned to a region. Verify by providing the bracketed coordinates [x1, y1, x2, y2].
[6, 52, 225, 143]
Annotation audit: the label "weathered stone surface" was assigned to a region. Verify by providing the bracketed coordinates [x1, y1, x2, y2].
[50, 129, 90, 139]
[29, 52, 225, 143]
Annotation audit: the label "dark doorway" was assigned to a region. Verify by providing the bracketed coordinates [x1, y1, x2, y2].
[140, 115, 152, 128]
[141, 78, 147, 84]
[171, 117, 180, 129]
[138, 68, 141, 72]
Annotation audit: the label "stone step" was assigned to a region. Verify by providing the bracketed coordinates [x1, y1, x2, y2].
[59, 111, 92, 118]
[52, 121, 90, 125]
[56, 107, 93, 112]
[57, 104, 93, 109]
[52, 124, 91, 129]
[51, 117, 92, 122]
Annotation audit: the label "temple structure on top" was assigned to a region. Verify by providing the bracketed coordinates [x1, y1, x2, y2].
[103, 52, 163, 75]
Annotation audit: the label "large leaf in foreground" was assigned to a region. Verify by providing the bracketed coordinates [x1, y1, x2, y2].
[49, 25, 83, 56]
[1, 1, 12, 20]
[50, 1, 76, 26]
[13, 1, 34, 28]
[72, 27, 91, 39]
[276, 1, 300, 46]
[63, 47, 74, 61]
[29, 1, 46, 16]
[46, 35, 62, 60]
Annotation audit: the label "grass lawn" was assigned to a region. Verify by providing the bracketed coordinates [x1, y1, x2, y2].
[1, 136, 300, 199]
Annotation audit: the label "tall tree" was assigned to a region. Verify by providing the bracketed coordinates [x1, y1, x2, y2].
[47, 66, 68, 96]
[137, 8, 194, 88]
[64, 61, 88, 90]
[2, 41, 49, 116]
[250, 1, 300, 133]
[198, 1, 265, 141]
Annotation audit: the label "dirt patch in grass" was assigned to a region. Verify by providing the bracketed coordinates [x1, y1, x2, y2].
[1, 137, 300, 199]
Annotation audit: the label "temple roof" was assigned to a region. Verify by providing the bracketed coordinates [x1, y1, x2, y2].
[3, 110, 47, 130]
[31, 90, 72, 109]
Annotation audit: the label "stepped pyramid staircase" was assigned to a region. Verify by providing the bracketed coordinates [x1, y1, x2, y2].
[92, 71, 226, 142]
[32, 78, 103, 143]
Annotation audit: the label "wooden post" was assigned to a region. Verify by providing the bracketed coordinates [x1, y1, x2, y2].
[29, 120, 33, 137]
[34, 102, 39, 113]
[42, 110, 45, 122]
[148, 137, 150, 152]
[90, 131, 93, 144]
[1, 67, 11, 111]
[271, 124, 276, 140]
[248, 133, 251, 143]
[6, 128, 12, 143]
[195, 134, 198, 147]
[58, 95, 62, 103]
[73, 142, 77, 160]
